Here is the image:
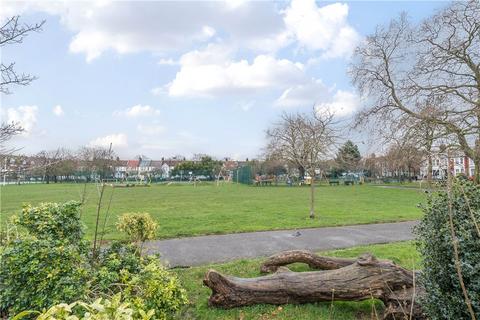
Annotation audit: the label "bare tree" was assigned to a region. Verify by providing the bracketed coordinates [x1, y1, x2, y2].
[384, 141, 423, 180]
[350, 1, 480, 183]
[1, 16, 45, 94]
[77, 146, 117, 181]
[35, 148, 72, 184]
[266, 109, 337, 219]
[381, 104, 446, 183]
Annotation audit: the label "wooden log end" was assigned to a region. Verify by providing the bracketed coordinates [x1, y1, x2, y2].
[203, 269, 237, 308]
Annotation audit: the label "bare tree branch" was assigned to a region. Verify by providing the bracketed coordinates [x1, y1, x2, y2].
[350, 1, 480, 183]
[0, 16, 45, 94]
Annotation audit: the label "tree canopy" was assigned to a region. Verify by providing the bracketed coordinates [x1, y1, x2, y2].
[350, 1, 480, 183]
[335, 140, 361, 174]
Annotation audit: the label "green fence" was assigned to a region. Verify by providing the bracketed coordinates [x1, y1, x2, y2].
[232, 165, 252, 185]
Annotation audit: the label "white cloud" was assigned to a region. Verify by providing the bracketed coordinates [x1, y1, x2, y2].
[167, 44, 306, 97]
[3, 1, 286, 62]
[238, 101, 255, 112]
[4, 105, 38, 135]
[137, 124, 166, 135]
[88, 133, 128, 148]
[275, 79, 330, 108]
[0, 0, 360, 64]
[202, 25, 216, 38]
[315, 90, 359, 117]
[3, 1, 359, 62]
[113, 104, 160, 117]
[283, 0, 361, 58]
[52, 105, 64, 116]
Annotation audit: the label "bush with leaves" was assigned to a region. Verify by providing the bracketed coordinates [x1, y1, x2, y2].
[117, 213, 158, 253]
[13, 294, 155, 320]
[121, 258, 188, 320]
[92, 243, 187, 320]
[16, 201, 85, 245]
[0, 238, 90, 316]
[92, 241, 142, 293]
[415, 179, 480, 319]
[2, 202, 186, 319]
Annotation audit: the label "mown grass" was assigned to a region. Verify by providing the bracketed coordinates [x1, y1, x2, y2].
[174, 241, 420, 320]
[0, 182, 425, 240]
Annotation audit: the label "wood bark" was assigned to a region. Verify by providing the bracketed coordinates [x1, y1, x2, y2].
[260, 249, 354, 273]
[204, 251, 425, 320]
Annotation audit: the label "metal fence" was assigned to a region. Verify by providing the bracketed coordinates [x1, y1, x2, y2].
[232, 165, 252, 185]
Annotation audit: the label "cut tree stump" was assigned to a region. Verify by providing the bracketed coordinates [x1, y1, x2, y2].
[203, 250, 425, 320]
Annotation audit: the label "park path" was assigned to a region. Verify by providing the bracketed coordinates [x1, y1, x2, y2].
[144, 221, 418, 267]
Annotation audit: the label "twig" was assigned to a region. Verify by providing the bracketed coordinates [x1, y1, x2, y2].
[98, 186, 115, 246]
[92, 182, 106, 261]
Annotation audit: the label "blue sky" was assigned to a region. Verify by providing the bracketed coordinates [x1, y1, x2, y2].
[1, 0, 449, 160]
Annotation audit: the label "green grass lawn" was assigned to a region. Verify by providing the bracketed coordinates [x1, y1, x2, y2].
[0, 182, 425, 240]
[174, 241, 420, 320]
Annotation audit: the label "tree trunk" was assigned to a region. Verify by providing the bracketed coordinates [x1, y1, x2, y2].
[298, 166, 305, 180]
[427, 154, 433, 185]
[204, 251, 425, 320]
[309, 176, 315, 219]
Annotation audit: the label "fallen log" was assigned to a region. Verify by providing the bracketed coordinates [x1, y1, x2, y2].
[204, 252, 425, 320]
[260, 249, 355, 273]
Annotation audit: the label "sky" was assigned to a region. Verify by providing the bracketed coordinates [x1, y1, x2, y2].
[1, 0, 450, 160]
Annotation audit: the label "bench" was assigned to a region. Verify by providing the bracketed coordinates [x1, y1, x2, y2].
[253, 179, 274, 186]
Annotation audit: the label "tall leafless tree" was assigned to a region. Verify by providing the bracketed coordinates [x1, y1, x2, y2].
[77, 146, 117, 181]
[350, 1, 480, 183]
[266, 110, 337, 219]
[35, 148, 73, 184]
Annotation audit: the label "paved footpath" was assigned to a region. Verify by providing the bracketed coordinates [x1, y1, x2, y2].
[144, 221, 418, 267]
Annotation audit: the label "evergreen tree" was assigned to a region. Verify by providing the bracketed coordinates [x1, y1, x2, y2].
[335, 140, 361, 174]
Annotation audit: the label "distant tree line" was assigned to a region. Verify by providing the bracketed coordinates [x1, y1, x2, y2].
[171, 156, 223, 179]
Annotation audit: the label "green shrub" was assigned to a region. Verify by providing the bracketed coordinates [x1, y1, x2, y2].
[92, 243, 187, 320]
[0, 216, 23, 248]
[415, 179, 480, 319]
[117, 213, 158, 253]
[92, 241, 142, 293]
[0, 238, 90, 316]
[14, 294, 155, 320]
[16, 201, 85, 245]
[122, 258, 188, 320]
[3, 203, 186, 319]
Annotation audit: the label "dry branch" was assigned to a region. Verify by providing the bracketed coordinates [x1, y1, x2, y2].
[260, 249, 355, 273]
